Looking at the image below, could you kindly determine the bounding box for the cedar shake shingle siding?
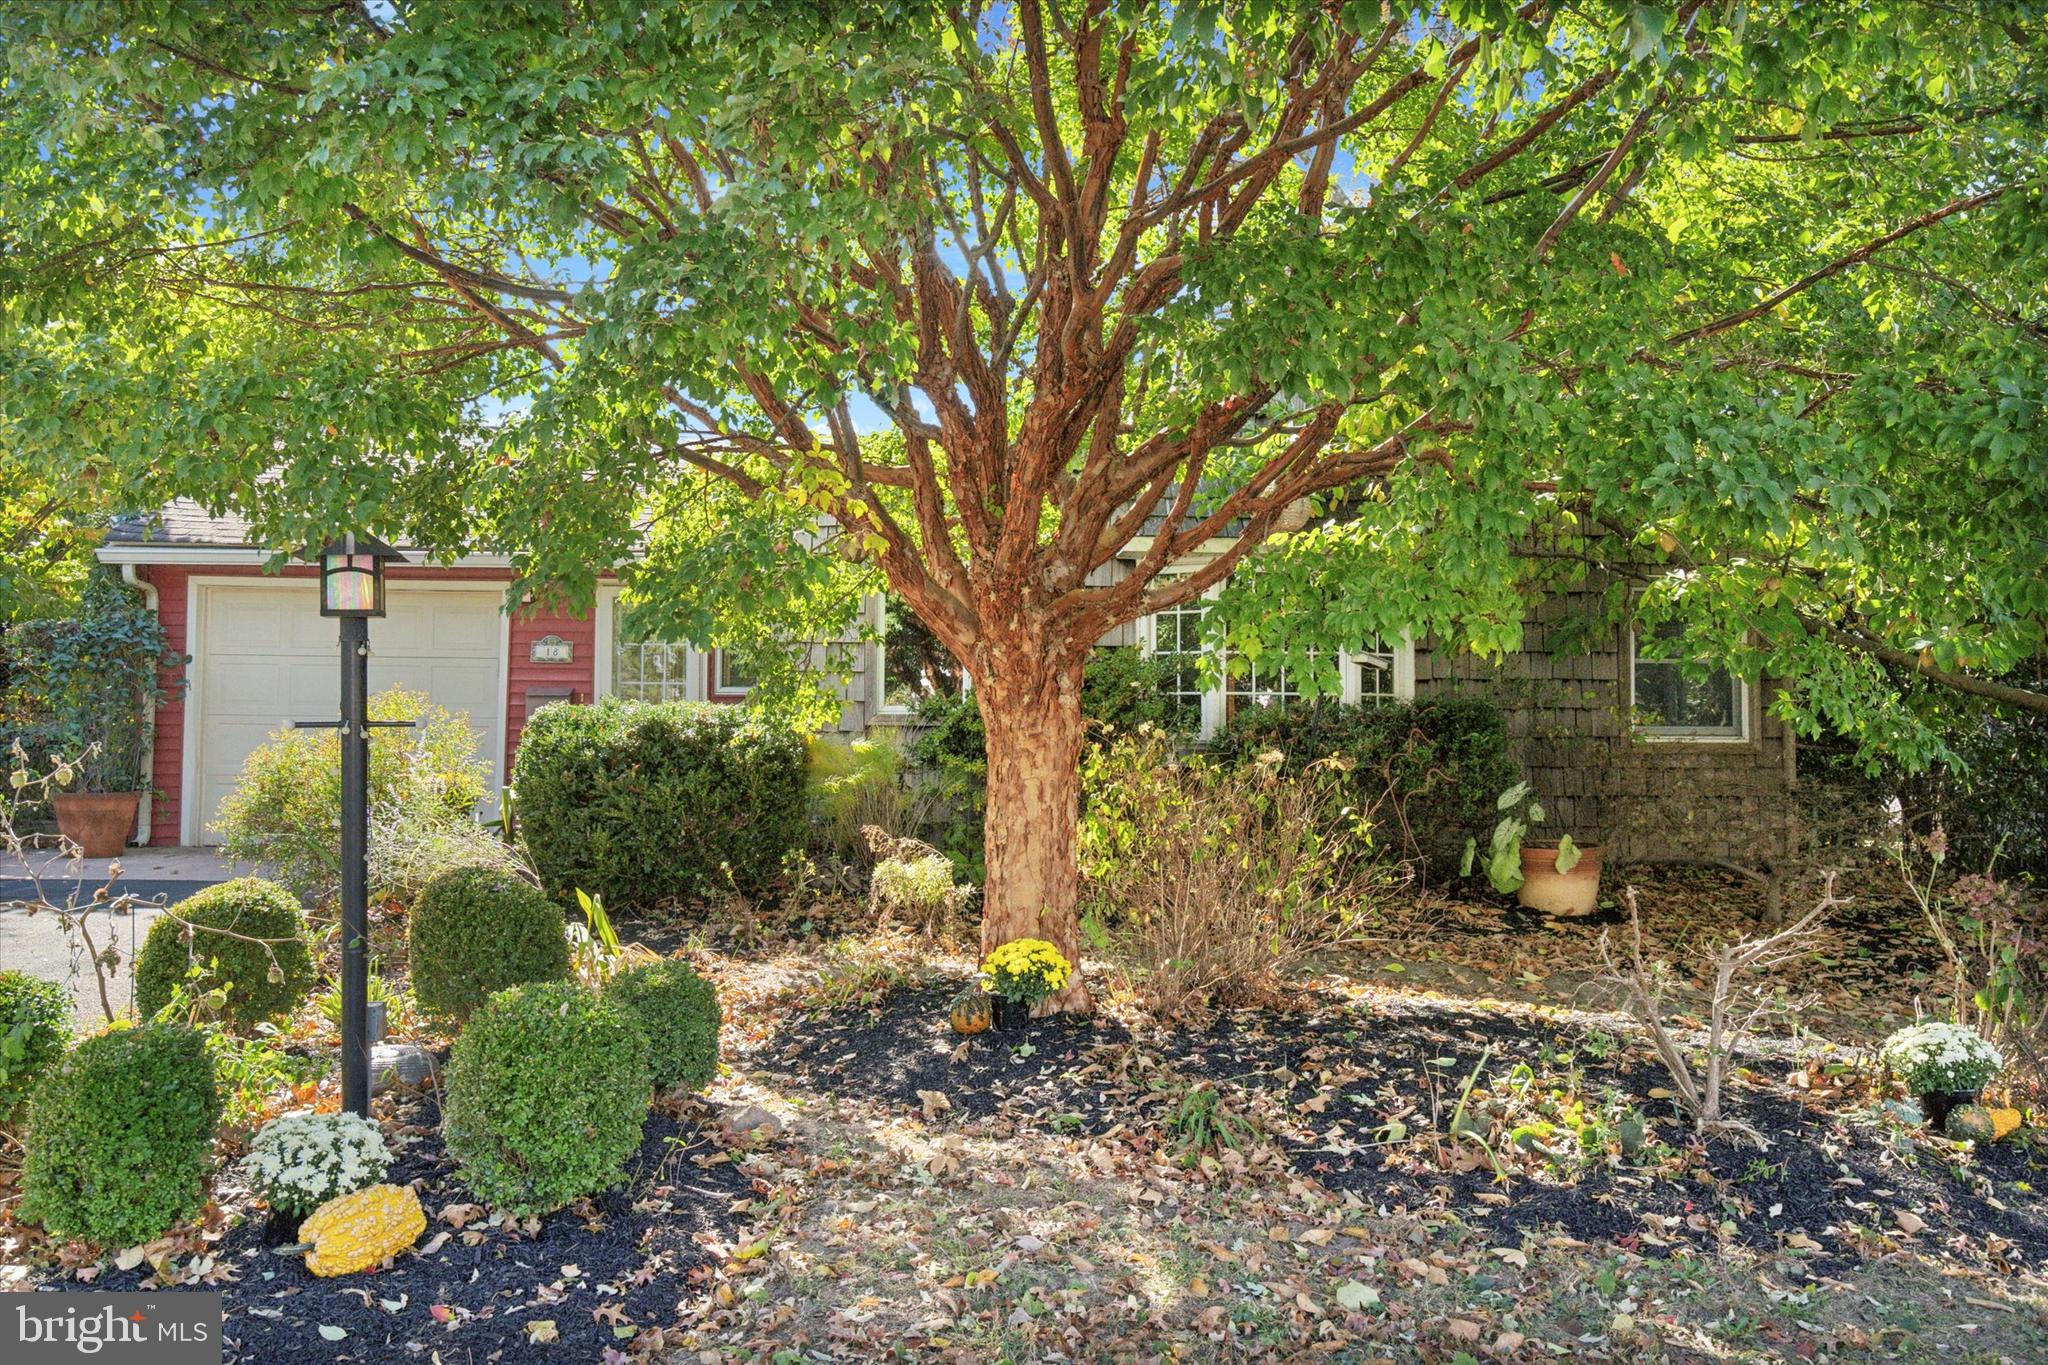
[1413,585,1796,867]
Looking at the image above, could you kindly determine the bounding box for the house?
[101,500,1797,868]
[98,500,879,847]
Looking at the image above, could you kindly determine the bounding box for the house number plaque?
[529,634,574,664]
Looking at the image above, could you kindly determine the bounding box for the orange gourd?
[949,985,992,1035]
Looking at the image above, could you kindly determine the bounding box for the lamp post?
[300,533,407,1117]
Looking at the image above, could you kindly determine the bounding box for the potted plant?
[3,576,182,857]
[978,938,1073,1029]
[1879,1021,2003,1130]
[1463,780,1603,916]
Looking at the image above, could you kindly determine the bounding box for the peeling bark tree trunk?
[975,650,1091,1013]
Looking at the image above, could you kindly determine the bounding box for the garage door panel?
[195,585,503,844]
[432,607,501,652]
[209,660,295,714]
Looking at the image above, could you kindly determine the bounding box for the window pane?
[1223,654,1297,723]
[613,623,691,704]
[1633,622,1739,732]
[1149,597,1208,729]
[713,651,756,694]
[1355,639,1396,705]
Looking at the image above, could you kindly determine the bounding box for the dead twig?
[1598,874,1845,1147]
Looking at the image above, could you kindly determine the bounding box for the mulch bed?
[754,976,2048,1276]
[27,1091,750,1365]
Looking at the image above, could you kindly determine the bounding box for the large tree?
[3,2,2043,1007]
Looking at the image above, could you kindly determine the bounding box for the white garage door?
[191,583,504,844]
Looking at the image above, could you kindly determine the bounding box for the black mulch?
[35,1092,751,1365]
[760,981,1134,1124]
[755,977,2048,1275]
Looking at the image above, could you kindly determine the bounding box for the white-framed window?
[613,633,694,703]
[597,584,701,703]
[875,592,968,714]
[1147,595,1210,731]
[1344,637,1414,706]
[1138,575,1414,737]
[1221,654,1299,723]
[708,650,755,702]
[1630,621,1748,740]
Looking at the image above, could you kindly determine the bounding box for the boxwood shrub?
[408,865,570,1021]
[1213,696,1519,875]
[20,1024,222,1245]
[514,698,808,910]
[134,878,317,1029]
[442,981,650,1213]
[606,959,721,1092]
[0,971,72,1120]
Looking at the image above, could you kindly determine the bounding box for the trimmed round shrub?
[606,960,721,1092]
[20,1024,222,1245]
[442,981,651,1213]
[0,971,72,1121]
[134,877,317,1029]
[513,698,808,910]
[408,865,571,1021]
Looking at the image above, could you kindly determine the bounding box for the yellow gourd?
[1990,1107,2023,1141]
[948,984,992,1035]
[299,1184,427,1276]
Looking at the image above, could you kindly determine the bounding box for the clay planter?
[1919,1089,1981,1131]
[992,996,1033,1031]
[52,792,141,858]
[1516,843,1604,917]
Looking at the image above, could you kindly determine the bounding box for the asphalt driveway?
[0,848,234,1024]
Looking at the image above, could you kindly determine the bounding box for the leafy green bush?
[0,971,71,1121]
[0,574,182,795]
[513,698,809,910]
[20,1024,222,1245]
[407,865,570,1021]
[212,687,494,907]
[133,878,316,1030]
[605,959,721,1092]
[442,981,650,1213]
[1213,696,1519,876]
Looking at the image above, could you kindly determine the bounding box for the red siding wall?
[505,601,598,776]
[134,562,584,846]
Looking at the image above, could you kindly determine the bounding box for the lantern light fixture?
[314,532,407,618]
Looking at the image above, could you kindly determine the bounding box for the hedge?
[442,981,650,1213]
[513,698,808,910]
[1213,696,1520,874]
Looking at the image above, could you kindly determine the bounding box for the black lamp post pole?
[337,613,371,1117]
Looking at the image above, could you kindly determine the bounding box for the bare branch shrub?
[1079,732,1407,1022]
[1598,876,1846,1147]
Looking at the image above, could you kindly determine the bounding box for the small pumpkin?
[1989,1107,2023,1141]
[299,1183,427,1276]
[1945,1103,1998,1143]
[948,984,992,1036]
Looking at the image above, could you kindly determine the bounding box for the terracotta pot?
[52,792,141,858]
[1516,843,1604,916]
